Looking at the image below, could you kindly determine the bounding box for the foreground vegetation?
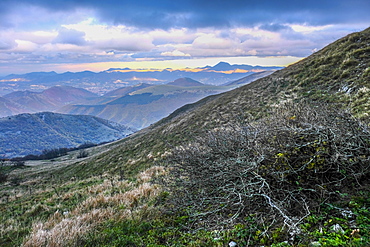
[162,102,370,246]
[1,101,369,246]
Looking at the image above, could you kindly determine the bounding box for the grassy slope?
[0,27,369,246]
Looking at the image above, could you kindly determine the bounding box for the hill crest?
[1,86,98,116]
[167,77,204,87]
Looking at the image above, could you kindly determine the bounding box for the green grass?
[79,193,370,247]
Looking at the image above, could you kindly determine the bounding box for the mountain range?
[0,62,282,95]
[224,70,274,86]
[57,77,232,129]
[1,86,97,114]
[1,27,369,246]
[1,73,273,129]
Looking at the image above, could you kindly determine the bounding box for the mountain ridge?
[57,78,233,129]
[167,77,204,87]
[0,62,282,95]
[1,86,98,117]
[224,70,274,86]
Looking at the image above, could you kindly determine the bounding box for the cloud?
[97,1,370,28]
[19,31,58,45]
[0,2,93,31]
[160,50,191,57]
[259,23,292,32]
[53,28,87,45]
[0,0,368,75]
[0,38,17,50]
[150,28,195,45]
[61,21,155,52]
[12,40,39,53]
[192,33,236,50]
[1,0,369,30]
[94,38,153,52]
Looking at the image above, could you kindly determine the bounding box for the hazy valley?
[0,64,276,158]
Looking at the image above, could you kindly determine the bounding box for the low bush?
[77,150,89,159]
[0,170,7,183]
[163,101,370,243]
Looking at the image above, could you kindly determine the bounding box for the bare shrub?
[164,102,370,232]
[77,149,89,159]
[0,171,7,183]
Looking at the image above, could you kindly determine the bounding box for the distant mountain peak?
[209,62,233,71]
[215,61,231,66]
[208,61,283,72]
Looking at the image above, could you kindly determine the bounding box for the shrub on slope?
[164,102,370,245]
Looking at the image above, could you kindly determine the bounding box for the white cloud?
[232,27,279,41]
[25,31,58,44]
[192,33,236,49]
[12,40,39,53]
[290,24,333,34]
[53,28,87,45]
[149,28,196,45]
[94,37,153,52]
[0,39,17,50]
[63,20,154,52]
[40,43,89,53]
[160,50,191,57]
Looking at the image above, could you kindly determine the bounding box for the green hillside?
[1,27,369,246]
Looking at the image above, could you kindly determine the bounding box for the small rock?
[331,223,344,234]
[229,241,237,247]
[310,241,321,246]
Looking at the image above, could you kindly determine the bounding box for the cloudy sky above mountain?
[0,0,368,75]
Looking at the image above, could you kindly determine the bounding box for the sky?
[0,0,369,75]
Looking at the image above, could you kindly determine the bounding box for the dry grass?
[22,166,166,247]
[137,165,166,183]
[23,209,113,247]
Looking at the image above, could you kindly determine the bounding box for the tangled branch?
[163,102,370,233]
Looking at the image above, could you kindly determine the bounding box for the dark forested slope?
[0,112,134,158]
